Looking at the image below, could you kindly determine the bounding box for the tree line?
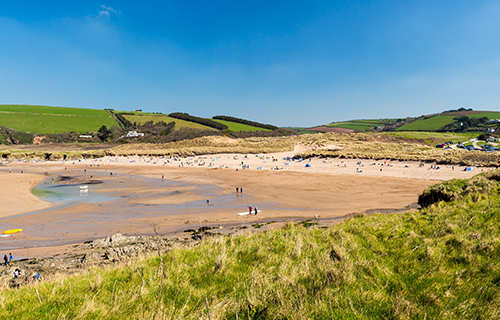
[212,115,278,130]
[169,113,228,130]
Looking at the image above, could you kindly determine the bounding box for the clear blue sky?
[1,1,499,126]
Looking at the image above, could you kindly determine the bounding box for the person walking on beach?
[249,206,252,214]
[9,253,13,264]
[236,187,239,193]
[3,255,8,266]
[254,207,258,215]
[240,187,243,193]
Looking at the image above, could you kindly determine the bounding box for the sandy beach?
[0,172,53,218]
[0,150,494,258]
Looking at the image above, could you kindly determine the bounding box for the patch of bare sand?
[0,172,54,219]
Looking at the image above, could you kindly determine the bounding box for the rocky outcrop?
[89,233,184,262]
[0,233,186,289]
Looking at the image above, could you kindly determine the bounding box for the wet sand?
[0,153,494,258]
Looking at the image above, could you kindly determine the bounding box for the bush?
[115,113,133,128]
[418,172,500,207]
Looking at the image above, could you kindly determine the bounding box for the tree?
[98,125,111,142]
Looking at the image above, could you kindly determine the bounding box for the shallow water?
[0,170,279,251]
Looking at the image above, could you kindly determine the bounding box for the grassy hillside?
[2,172,500,319]
[122,114,216,131]
[325,111,500,133]
[395,115,456,131]
[211,119,271,132]
[0,105,117,134]
[327,120,386,131]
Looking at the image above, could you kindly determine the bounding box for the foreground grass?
[2,179,500,319]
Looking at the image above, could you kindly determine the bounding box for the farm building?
[125,131,144,138]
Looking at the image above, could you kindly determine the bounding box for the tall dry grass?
[1,132,499,167]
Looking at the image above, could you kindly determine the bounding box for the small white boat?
[79,185,89,192]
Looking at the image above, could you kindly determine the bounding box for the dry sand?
[0,150,495,258]
[0,172,53,218]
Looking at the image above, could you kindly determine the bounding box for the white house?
[125,131,144,138]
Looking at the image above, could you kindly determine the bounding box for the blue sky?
[1,1,500,126]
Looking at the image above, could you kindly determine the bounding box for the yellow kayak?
[3,229,23,234]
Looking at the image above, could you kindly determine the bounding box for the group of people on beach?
[248,206,258,215]
[3,253,13,266]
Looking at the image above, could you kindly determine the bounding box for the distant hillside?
[397,111,500,132]
[211,119,271,132]
[0,105,117,134]
[120,112,216,131]
[122,112,276,132]
[307,109,500,133]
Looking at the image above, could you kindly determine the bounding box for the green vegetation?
[418,170,500,207]
[445,112,500,119]
[0,105,108,116]
[211,119,271,132]
[3,172,500,318]
[397,115,457,131]
[169,113,228,130]
[0,105,117,134]
[122,114,215,131]
[327,120,388,131]
[212,115,278,130]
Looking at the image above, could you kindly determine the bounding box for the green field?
[327,122,380,131]
[123,114,215,131]
[474,112,500,119]
[443,111,500,119]
[211,119,270,131]
[396,115,457,131]
[0,105,109,116]
[0,105,117,134]
[327,119,391,131]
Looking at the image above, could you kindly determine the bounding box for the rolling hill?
[307,110,500,133]
[0,105,118,134]
[120,112,216,131]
